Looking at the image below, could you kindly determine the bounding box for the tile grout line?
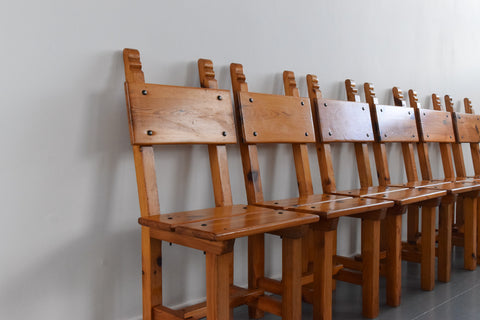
[410,282,480,320]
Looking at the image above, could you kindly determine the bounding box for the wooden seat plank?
[173,209,318,241]
[392,180,480,194]
[332,186,446,206]
[137,204,288,231]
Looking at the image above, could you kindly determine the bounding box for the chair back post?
[444,94,467,177]
[306,74,337,193]
[283,71,314,196]
[431,94,456,179]
[230,63,265,204]
[198,59,234,207]
[364,82,391,186]
[392,87,419,182]
[345,80,374,187]
[123,48,160,217]
[464,98,480,176]
[409,89,433,180]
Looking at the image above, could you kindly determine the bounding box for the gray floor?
[232,247,480,319]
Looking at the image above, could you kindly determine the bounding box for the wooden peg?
[408,90,421,109]
[432,93,443,111]
[392,87,407,107]
[345,79,361,102]
[444,95,455,112]
[198,59,218,89]
[364,83,379,106]
[283,71,300,97]
[123,48,145,84]
[464,98,474,114]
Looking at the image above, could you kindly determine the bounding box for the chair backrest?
[123,49,236,215]
[451,98,480,143]
[230,63,316,203]
[404,90,456,179]
[306,75,376,190]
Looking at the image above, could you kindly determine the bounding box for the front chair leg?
[282,235,303,320]
[206,250,233,320]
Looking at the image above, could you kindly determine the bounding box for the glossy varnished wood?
[125,83,236,145]
[332,186,446,206]
[373,105,418,142]
[452,112,480,143]
[146,209,317,241]
[237,91,315,144]
[313,99,374,142]
[415,108,455,143]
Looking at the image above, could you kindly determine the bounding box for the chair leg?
[463,196,477,270]
[206,251,233,320]
[407,205,419,243]
[385,212,402,307]
[477,203,480,265]
[421,205,436,291]
[142,227,162,320]
[248,234,265,319]
[313,223,336,320]
[361,219,380,319]
[438,198,454,283]
[282,236,303,320]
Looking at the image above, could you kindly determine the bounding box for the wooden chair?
[123,49,320,320]
[400,90,480,271]
[351,85,480,290]
[305,75,447,307]
[230,64,394,320]
[443,95,480,266]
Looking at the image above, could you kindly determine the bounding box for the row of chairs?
[122,48,480,320]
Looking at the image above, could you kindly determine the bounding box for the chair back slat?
[452,113,480,143]
[125,83,236,145]
[237,91,315,144]
[416,109,455,143]
[374,105,418,142]
[313,99,374,143]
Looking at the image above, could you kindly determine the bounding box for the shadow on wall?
[0,51,142,320]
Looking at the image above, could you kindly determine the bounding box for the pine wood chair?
[442,95,480,266]
[305,76,447,307]
[400,90,480,271]
[230,64,394,320]
[123,49,319,320]
[351,85,480,290]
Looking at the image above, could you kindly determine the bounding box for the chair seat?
[254,195,394,219]
[332,186,447,206]
[392,179,480,194]
[138,204,319,241]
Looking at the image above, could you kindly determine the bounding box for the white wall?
[1,0,480,319]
